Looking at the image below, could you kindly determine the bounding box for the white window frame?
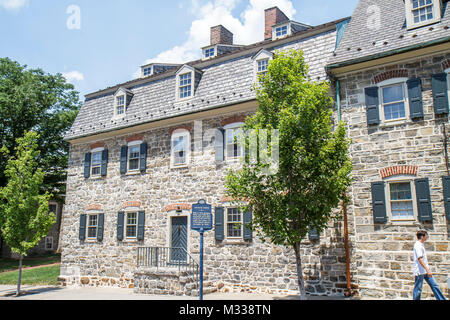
[252,50,273,84]
[203,46,217,60]
[377,78,409,124]
[384,176,419,223]
[90,147,104,177]
[127,140,142,172]
[142,66,152,77]
[86,213,99,240]
[225,207,244,240]
[45,237,53,251]
[272,23,291,40]
[170,129,191,168]
[176,72,194,102]
[124,211,138,240]
[115,95,126,118]
[224,122,245,161]
[445,68,450,109]
[405,0,442,30]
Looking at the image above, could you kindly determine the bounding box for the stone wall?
[60,110,351,296]
[337,52,450,299]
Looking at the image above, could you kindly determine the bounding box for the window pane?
[126,213,137,238]
[390,183,412,200]
[391,201,414,219]
[382,84,404,104]
[92,152,102,166]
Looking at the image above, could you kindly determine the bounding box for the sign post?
[191,199,213,301]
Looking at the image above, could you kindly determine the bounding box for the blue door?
[171,216,188,263]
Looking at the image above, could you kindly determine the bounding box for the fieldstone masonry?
[337,52,450,299]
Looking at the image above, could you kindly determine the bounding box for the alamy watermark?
[66,5,81,30]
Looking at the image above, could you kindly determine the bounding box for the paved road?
[0,285,358,300]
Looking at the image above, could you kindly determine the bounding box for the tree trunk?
[293,242,307,300]
[16,255,23,297]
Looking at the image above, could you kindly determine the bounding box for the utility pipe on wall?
[336,79,353,297]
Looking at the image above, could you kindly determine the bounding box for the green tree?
[225,50,352,300]
[0,131,56,296]
[0,57,81,199]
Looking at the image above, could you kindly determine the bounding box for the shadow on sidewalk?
[1,286,62,298]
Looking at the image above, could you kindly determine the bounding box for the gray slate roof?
[65,18,348,142]
[329,0,450,67]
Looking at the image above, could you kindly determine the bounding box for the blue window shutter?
[432,73,449,115]
[243,210,253,241]
[215,207,224,241]
[215,129,225,162]
[365,87,380,125]
[84,153,91,179]
[308,226,320,241]
[140,142,147,173]
[101,149,108,177]
[415,178,433,222]
[97,214,105,242]
[407,78,424,119]
[117,211,125,241]
[442,176,450,220]
[137,211,145,241]
[120,146,128,174]
[79,214,87,241]
[371,182,387,223]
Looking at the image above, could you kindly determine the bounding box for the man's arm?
[418,257,432,277]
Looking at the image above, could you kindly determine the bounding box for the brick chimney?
[264,7,290,40]
[210,25,234,46]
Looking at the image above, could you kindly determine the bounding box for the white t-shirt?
[412,241,429,276]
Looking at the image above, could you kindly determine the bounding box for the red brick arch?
[123,201,142,209]
[90,142,105,150]
[169,126,192,136]
[380,166,418,179]
[373,69,409,84]
[221,115,246,127]
[165,203,192,212]
[86,204,103,211]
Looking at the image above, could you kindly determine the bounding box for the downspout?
[336,79,353,297]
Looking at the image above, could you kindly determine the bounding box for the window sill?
[125,170,142,176]
[220,239,250,245]
[175,97,194,104]
[170,164,189,170]
[387,220,421,226]
[89,175,104,180]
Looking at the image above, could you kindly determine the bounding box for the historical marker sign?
[191,199,213,231]
[191,199,213,301]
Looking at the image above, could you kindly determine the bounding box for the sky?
[0,0,359,101]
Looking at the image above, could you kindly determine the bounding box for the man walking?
[412,230,446,300]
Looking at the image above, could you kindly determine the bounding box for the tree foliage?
[224,49,352,299]
[0,57,81,199]
[0,131,56,256]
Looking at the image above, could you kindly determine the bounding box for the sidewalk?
[0,285,360,300]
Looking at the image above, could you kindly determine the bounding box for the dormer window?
[257,59,269,76]
[252,49,273,83]
[113,87,133,119]
[116,95,125,116]
[179,73,192,99]
[175,65,202,102]
[275,25,288,38]
[205,47,215,59]
[142,66,152,77]
[406,0,442,30]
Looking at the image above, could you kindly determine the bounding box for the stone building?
[59,1,450,300]
[327,0,450,299]
[59,6,353,296]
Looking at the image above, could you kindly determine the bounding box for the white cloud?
[62,71,84,83]
[0,0,29,11]
[134,0,296,78]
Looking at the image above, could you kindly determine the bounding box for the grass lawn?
[0,254,61,273]
[0,265,60,286]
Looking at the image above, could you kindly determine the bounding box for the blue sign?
[191,200,213,231]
